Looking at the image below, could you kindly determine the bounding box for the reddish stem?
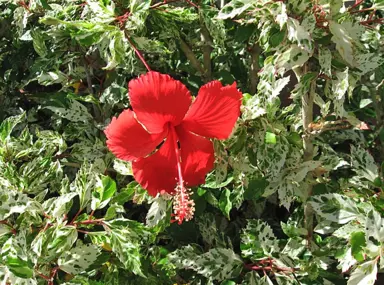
[350,7,375,14]
[115,12,131,28]
[77,219,104,225]
[360,18,384,24]
[185,0,198,8]
[127,37,152,72]
[150,0,179,9]
[50,266,59,279]
[150,0,197,9]
[244,259,296,273]
[349,0,364,11]
[369,10,375,20]
[40,222,52,233]
[18,1,31,12]
[0,220,16,235]
[36,272,50,281]
[89,210,95,219]
[43,212,52,219]
[69,209,83,225]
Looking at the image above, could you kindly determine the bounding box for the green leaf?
[241,272,261,285]
[244,176,268,200]
[265,132,277,144]
[213,140,229,185]
[366,210,384,243]
[264,160,321,209]
[58,243,102,274]
[218,0,253,19]
[347,259,377,285]
[329,21,355,67]
[286,18,313,53]
[43,193,77,219]
[351,145,378,183]
[100,82,127,105]
[127,0,151,31]
[48,226,78,259]
[337,247,357,273]
[113,159,133,176]
[31,29,47,58]
[310,194,363,224]
[105,203,125,220]
[44,100,92,122]
[146,196,170,228]
[1,231,34,279]
[272,76,291,98]
[359,99,372,109]
[203,174,234,189]
[219,188,232,219]
[37,71,67,86]
[197,213,220,247]
[200,5,226,46]
[319,47,332,77]
[31,225,78,263]
[71,162,95,211]
[350,232,366,262]
[5,257,33,278]
[331,68,349,117]
[241,220,278,259]
[0,112,25,143]
[169,246,243,281]
[275,45,310,72]
[364,209,384,260]
[221,280,236,285]
[329,0,343,16]
[105,219,154,276]
[0,190,30,220]
[91,175,117,211]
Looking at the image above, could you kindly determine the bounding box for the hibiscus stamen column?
[170,126,195,224]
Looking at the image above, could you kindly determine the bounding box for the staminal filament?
[170,127,195,224]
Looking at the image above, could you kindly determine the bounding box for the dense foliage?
[0,0,384,284]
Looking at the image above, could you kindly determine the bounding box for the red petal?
[129,71,192,134]
[176,125,215,187]
[132,132,178,196]
[105,110,166,161]
[182,81,242,139]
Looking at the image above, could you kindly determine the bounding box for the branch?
[367,79,384,163]
[82,57,94,95]
[350,7,375,14]
[126,36,152,72]
[36,272,50,281]
[348,0,364,11]
[76,219,105,225]
[249,44,261,94]
[293,65,315,248]
[69,209,83,225]
[82,57,102,122]
[0,220,16,235]
[244,259,298,273]
[360,18,384,25]
[179,38,207,80]
[199,16,213,81]
[150,0,179,9]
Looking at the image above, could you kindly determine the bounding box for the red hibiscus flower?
[105,71,242,223]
